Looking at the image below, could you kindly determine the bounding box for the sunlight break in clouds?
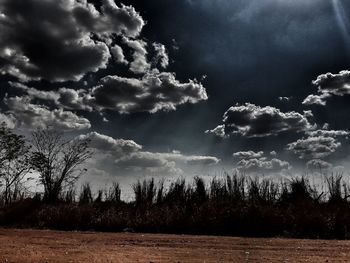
[332,0,350,52]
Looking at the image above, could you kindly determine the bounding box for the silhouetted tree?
[31,128,91,203]
[0,123,31,204]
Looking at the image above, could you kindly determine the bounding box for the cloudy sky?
[1,0,350,189]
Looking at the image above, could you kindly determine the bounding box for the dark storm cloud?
[4,96,91,130]
[207,103,314,138]
[303,70,350,106]
[0,0,144,82]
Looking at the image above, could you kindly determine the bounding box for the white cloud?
[207,103,314,138]
[4,96,91,131]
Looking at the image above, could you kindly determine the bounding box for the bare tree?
[31,128,91,203]
[0,123,31,204]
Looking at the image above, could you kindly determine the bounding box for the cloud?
[278,96,291,102]
[306,129,349,137]
[90,71,208,114]
[110,45,128,65]
[152,43,169,69]
[80,132,219,175]
[0,0,144,82]
[287,127,349,160]
[207,103,314,138]
[236,157,291,173]
[146,151,220,166]
[233,150,264,159]
[10,82,93,111]
[302,93,330,106]
[78,131,142,158]
[287,136,341,160]
[123,38,151,74]
[115,151,219,174]
[10,67,209,115]
[0,112,16,129]
[2,1,208,117]
[313,70,350,96]
[303,70,350,105]
[233,149,290,173]
[4,96,91,131]
[306,159,333,170]
[114,151,180,174]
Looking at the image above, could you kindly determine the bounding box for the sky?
[1,0,350,191]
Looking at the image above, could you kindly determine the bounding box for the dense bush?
[2,175,350,239]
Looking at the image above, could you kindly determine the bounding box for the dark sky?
[1,0,350,187]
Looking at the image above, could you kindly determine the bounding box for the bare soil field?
[0,228,349,262]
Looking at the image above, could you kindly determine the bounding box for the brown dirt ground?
[0,228,349,262]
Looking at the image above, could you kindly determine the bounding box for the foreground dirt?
[0,229,349,262]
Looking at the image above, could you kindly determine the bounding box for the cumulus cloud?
[90,71,208,114]
[236,157,291,173]
[287,136,341,160]
[0,0,145,82]
[123,38,150,74]
[4,96,91,130]
[207,103,314,138]
[313,70,350,96]
[306,159,333,170]
[233,150,264,159]
[303,70,350,106]
[110,45,128,65]
[10,68,208,115]
[153,43,169,68]
[10,82,93,111]
[1,1,208,117]
[302,93,330,106]
[287,127,349,160]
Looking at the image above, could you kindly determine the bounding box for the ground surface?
[0,228,349,262]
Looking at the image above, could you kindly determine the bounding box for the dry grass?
[0,228,350,262]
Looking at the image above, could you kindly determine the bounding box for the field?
[0,229,349,262]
